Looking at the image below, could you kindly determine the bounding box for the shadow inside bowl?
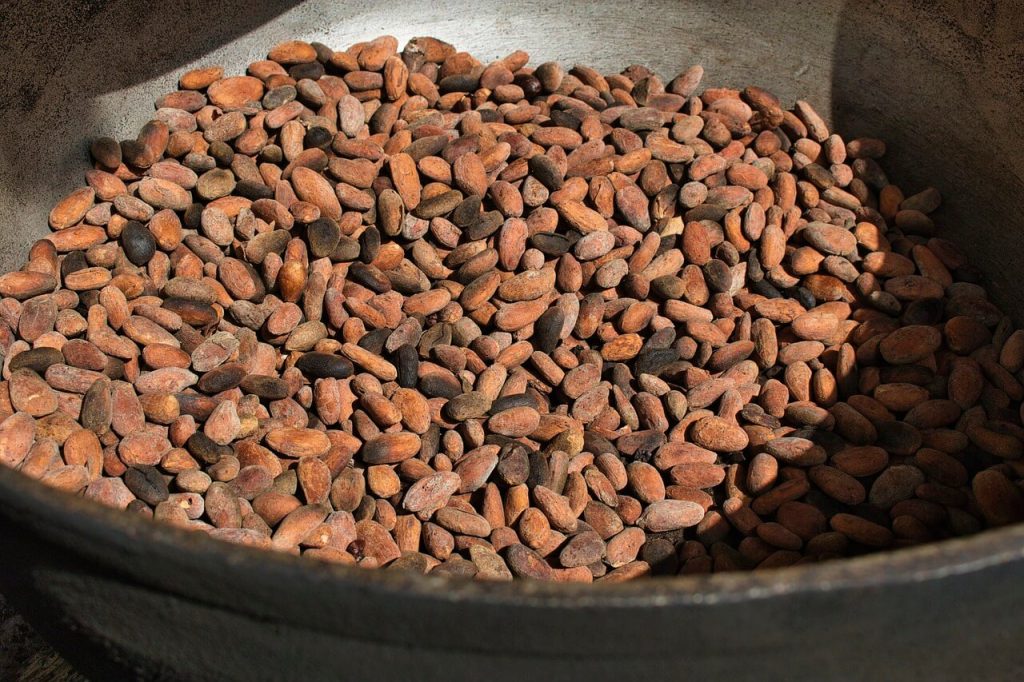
[2,1,1024,679]
[0,0,300,273]
[830,0,1024,319]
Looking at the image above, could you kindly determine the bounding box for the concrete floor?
[0,596,83,681]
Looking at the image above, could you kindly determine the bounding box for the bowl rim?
[4,463,1024,609]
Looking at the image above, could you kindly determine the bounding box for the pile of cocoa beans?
[2,34,1022,582]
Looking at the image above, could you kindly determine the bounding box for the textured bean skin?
[1,33,1017,583]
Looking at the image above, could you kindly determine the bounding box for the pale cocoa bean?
[636,499,705,532]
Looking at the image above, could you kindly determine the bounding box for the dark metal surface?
[5,464,1024,681]
[1,0,1023,679]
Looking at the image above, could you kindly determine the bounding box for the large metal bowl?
[1,1,1023,679]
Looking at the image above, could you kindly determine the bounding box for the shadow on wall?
[830,0,1024,317]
